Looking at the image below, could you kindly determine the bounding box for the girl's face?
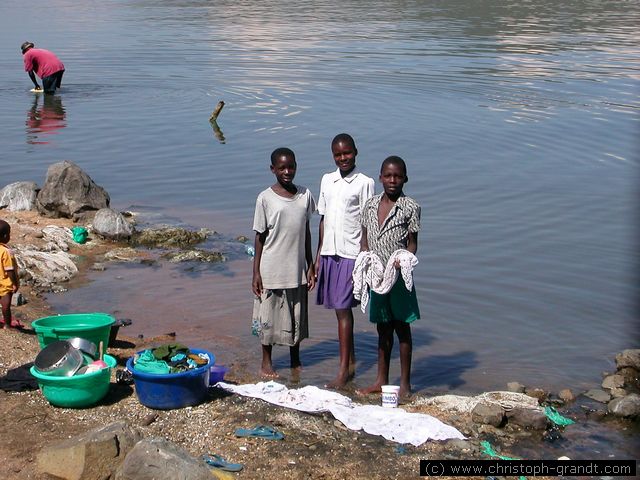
[332,140,357,175]
[270,155,297,187]
[379,163,407,197]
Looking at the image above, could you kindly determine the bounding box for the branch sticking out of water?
[209,101,225,121]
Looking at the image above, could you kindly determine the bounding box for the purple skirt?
[316,255,358,309]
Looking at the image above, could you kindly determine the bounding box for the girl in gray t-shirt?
[251,147,316,378]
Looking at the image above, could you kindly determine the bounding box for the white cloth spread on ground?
[352,249,418,312]
[217,381,464,445]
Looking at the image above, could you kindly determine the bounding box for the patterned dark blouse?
[361,193,421,264]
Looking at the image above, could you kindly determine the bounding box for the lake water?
[1,0,638,406]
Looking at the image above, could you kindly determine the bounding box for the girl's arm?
[9,270,19,292]
[252,231,267,296]
[314,215,324,278]
[305,220,316,291]
[407,231,418,255]
[360,226,369,252]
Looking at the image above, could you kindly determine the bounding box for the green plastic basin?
[31,313,115,349]
[30,354,116,408]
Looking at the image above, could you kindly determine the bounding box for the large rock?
[0,181,39,211]
[615,349,640,371]
[37,421,142,480]
[608,394,640,418]
[92,208,134,240]
[36,161,110,219]
[114,438,211,480]
[13,246,78,287]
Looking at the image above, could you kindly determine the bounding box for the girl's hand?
[306,267,316,291]
[252,273,263,297]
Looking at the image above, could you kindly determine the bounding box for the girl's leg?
[326,308,355,388]
[395,322,413,398]
[290,343,302,371]
[357,322,394,395]
[260,344,279,378]
[0,294,10,328]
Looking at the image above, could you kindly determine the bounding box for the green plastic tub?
[30,354,116,408]
[31,313,115,349]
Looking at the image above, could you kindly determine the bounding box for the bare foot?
[356,383,383,396]
[325,371,353,390]
[259,367,280,379]
[399,389,412,403]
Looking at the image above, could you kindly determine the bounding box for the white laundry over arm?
[352,249,418,312]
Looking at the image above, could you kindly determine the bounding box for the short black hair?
[381,155,407,175]
[271,147,296,165]
[331,133,356,151]
[0,220,10,237]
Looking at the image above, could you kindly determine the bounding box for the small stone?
[524,388,548,403]
[91,263,106,271]
[582,404,608,420]
[558,389,575,403]
[617,367,639,389]
[471,402,505,427]
[610,387,627,398]
[141,413,159,426]
[602,374,625,390]
[506,382,525,393]
[446,439,472,451]
[505,408,548,430]
[583,389,612,404]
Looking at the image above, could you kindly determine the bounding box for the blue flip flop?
[202,453,244,472]
[234,424,284,440]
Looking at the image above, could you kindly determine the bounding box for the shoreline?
[0,209,637,479]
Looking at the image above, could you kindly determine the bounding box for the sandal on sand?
[9,318,24,329]
[202,454,244,472]
[234,424,284,440]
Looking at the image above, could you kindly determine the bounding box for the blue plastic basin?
[126,348,214,410]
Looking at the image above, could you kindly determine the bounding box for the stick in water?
[209,101,225,121]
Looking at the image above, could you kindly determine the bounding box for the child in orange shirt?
[0,220,21,328]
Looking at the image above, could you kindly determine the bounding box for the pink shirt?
[23,48,64,78]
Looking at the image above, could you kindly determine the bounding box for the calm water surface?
[1,0,638,434]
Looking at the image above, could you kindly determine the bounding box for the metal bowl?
[66,337,98,359]
[34,340,84,377]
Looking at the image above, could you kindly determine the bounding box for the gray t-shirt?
[253,185,316,289]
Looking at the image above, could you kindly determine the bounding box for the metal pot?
[34,340,84,377]
[66,337,98,359]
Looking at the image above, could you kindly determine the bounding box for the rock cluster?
[1,162,229,292]
[36,421,216,480]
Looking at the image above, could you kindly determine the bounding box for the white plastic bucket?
[381,385,400,408]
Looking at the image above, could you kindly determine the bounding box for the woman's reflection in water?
[26,94,66,145]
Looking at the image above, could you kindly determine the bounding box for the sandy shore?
[0,211,557,479]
